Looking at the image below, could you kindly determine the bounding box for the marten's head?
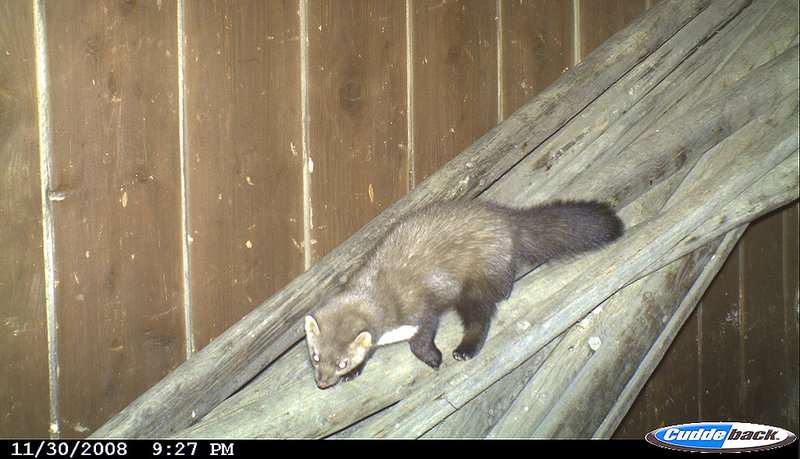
[304,296,373,389]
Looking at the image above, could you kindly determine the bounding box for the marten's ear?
[353,331,372,350]
[304,316,320,337]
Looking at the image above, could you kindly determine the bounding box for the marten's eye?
[311,353,320,363]
[337,360,348,369]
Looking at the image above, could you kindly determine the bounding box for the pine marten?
[304,199,624,389]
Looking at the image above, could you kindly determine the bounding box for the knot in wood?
[339,81,364,111]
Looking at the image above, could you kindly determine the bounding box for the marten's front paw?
[423,348,442,369]
[452,344,482,361]
[411,344,442,369]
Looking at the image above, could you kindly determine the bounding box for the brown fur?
[305,199,624,389]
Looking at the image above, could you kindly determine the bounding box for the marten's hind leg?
[453,277,510,360]
[453,298,497,361]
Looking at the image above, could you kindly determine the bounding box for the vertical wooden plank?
[650,311,700,427]
[184,0,305,349]
[46,0,184,437]
[500,0,573,119]
[618,239,745,438]
[411,0,497,182]
[571,3,647,436]
[579,0,646,58]
[0,0,50,438]
[612,386,649,437]
[618,205,800,437]
[697,240,745,422]
[307,0,408,260]
[613,310,700,438]
[782,203,799,434]
[740,210,794,428]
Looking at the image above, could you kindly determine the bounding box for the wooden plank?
[421,339,561,438]
[616,0,799,436]
[612,183,706,438]
[45,0,184,437]
[332,86,798,438]
[741,210,792,426]
[612,378,650,437]
[471,142,679,439]
[93,0,728,437]
[411,0,497,182]
[178,58,799,438]
[500,0,573,118]
[613,308,699,438]
[782,203,799,435]
[0,0,50,438]
[307,0,408,261]
[183,0,305,350]
[488,236,720,438]
[597,229,746,437]
[678,0,799,103]
[699,234,745,422]
[613,1,794,434]
[487,0,756,207]
[579,0,646,58]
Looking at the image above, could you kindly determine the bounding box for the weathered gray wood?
[487,0,760,206]
[335,120,797,439]
[326,38,796,438]
[422,138,688,438]
[171,5,800,438]
[420,339,561,438]
[176,54,799,439]
[180,148,795,438]
[683,0,799,99]
[422,125,690,438]
[92,0,715,438]
[487,230,743,438]
[592,228,748,438]
[493,33,798,214]
[422,144,798,438]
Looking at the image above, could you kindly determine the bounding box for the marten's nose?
[316,380,331,389]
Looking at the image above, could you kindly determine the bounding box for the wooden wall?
[1,0,795,439]
[616,204,800,438]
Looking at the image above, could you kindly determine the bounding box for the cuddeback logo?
[645,422,797,452]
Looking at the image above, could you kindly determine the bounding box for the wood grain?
[45,0,184,437]
[618,305,700,437]
[411,0,498,182]
[782,203,799,434]
[702,239,747,422]
[180,126,797,438]
[741,211,794,427]
[580,0,646,58]
[183,0,305,350]
[331,50,798,438]
[612,0,799,437]
[0,0,49,438]
[617,205,799,437]
[490,240,718,438]
[175,16,799,438]
[487,0,754,207]
[93,0,729,438]
[598,229,746,438]
[307,0,408,261]
[2,0,795,439]
[500,0,573,118]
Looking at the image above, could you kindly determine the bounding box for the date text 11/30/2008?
[7,440,235,457]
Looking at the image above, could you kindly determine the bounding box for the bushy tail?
[508,200,624,268]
